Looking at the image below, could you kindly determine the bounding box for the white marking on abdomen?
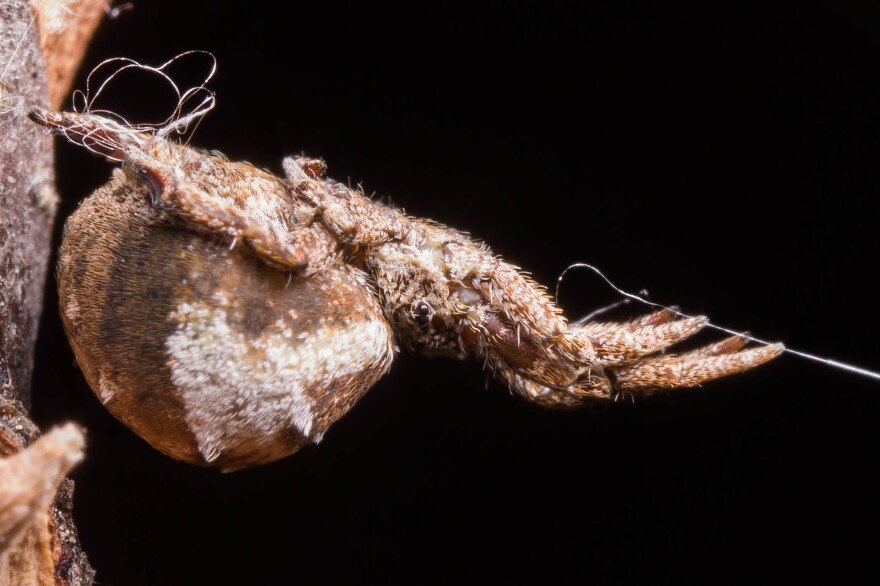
[165,301,391,461]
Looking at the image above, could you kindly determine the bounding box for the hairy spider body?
[58,175,394,468]
[32,107,783,471]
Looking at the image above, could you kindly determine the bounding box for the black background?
[31,2,879,584]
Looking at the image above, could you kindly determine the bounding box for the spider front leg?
[573,308,783,394]
[505,309,784,407]
[607,335,783,395]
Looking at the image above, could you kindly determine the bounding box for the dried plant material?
[31,0,108,109]
[0,424,85,586]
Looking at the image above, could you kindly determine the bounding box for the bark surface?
[0,1,103,583]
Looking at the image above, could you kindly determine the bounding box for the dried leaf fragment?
[0,424,85,586]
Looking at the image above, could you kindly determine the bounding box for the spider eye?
[413,301,432,325]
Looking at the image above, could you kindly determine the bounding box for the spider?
[30,106,783,471]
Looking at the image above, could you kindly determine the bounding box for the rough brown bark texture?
[0,0,57,410]
[1,1,102,584]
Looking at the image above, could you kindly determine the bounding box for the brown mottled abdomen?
[58,173,394,470]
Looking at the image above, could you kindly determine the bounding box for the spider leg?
[621,307,679,328]
[31,108,342,275]
[125,147,338,275]
[495,333,782,408]
[574,312,709,367]
[609,336,784,394]
[282,156,410,245]
[495,363,613,408]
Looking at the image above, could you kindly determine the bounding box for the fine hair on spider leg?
[557,262,880,382]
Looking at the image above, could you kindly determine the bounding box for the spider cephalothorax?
[31,107,783,471]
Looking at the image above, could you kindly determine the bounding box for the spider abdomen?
[58,173,394,470]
